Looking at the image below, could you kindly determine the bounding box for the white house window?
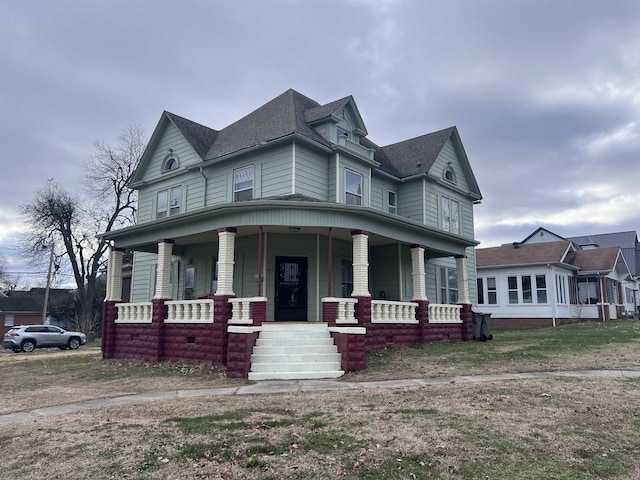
[234,166,254,201]
[536,275,547,303]
[157,186,182,218]
[556,275,567,304]
[508,276,519,304]
[477,277,497,305]
[440,266,458,303]
[337,126,349,139]
[508,275,547,304]
[441,197,460,234]
[345,170,362,206]
[444,165,456,184]
[4,314,14,327]
[388,191,397,214]
[578,277,599,304]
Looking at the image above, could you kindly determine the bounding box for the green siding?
[371,175,397,213]
[432,139,471,193]
[295,143,330,200]
[259,144,293,197]
[399,180,423,223]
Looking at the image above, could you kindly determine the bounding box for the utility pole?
[42,244,54,324]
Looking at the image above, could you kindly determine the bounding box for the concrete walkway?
[2,369,639,425]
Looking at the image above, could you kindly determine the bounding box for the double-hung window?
[345,170,362,206]
[508,274,548,304]
[234,166,254,201]
[157,186,182,218]
[440,266,458,303]
[441,197,460,234]
[477,277,497,305]
[387,191,397,214]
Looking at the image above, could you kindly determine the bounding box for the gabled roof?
[165,112,217,158]
[521,227,567,244]
[381,127,456,178]
[476,240,573,267]
[564,247,626,273]
[205,89,331,159]
[131,89,481,198]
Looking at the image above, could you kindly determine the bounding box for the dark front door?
[275,256,308,321]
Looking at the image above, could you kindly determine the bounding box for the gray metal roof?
[568,231,638,249]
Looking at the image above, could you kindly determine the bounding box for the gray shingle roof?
[158,89,467,184]
[0,296,42,313]
[165,112,218,159]
[205,89,331,159]
[381,127,457,177]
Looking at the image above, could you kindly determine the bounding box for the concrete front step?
[252,345,339,355]
[248,370,345,381]
[249,322,344,381]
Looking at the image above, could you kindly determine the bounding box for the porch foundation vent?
[248,322,344,381]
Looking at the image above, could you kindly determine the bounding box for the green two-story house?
[101,89,483,380]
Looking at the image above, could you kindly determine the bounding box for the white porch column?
[215,228,236,296]
[455,255,470,304]
[351,230,370,297]
[154,239,174,299]
[410,245,428,301]
[109,248,124,302]
[105,246,113,301]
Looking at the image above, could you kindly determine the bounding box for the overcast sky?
[1,0,639,287]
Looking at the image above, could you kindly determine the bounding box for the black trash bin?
[481,313,493,341]
[472,310,483,341]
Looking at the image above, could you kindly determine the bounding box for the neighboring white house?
[476,237,635,328]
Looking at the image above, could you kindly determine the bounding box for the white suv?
[3,325,87,353]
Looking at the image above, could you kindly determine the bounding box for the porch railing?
[428,304,462,323]
[229,296,267,324]
[371,300,418,324]
[165,299,214,323]
[115,302,153,323]
[322,297,358,324]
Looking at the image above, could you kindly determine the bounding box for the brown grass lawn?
[1,319,639,479]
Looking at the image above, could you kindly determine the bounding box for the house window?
[569,276,578,304]
[157,186,182,218]
[444,165,456,184]
[522,276,533,303]
[477,277,497,305]
[441,197,460,234]
[337,126,349,140]
[4,314,14,327]
[345,170,362,206]
[606,278,618,303]
[234,166,254,201]
[556,275,567,304]
[163,156,178,172]
[536,275,547,304]
[341,259,353,297]
[578,277,599,304]
[184,265,195,300]
[440,266,458,303]
[508,276,519,304]
[388,191,397,214]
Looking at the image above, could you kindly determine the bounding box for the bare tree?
[19,126,145,329]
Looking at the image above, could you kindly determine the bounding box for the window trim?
[477,276,497,305]
[444,164,456,184]
[345,169,362,206]
[156,186,182,219]
[233,165,254,201]
[387,190,397,214]
[439,266,458,304]
[441,196,460,234]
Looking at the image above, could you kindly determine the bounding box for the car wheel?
[68,338,81,350]
[21,340,35,353]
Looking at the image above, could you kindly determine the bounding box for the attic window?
[163,155,179,173]
[444,165,456,184]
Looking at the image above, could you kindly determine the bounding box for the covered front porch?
[101,201,476,378]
